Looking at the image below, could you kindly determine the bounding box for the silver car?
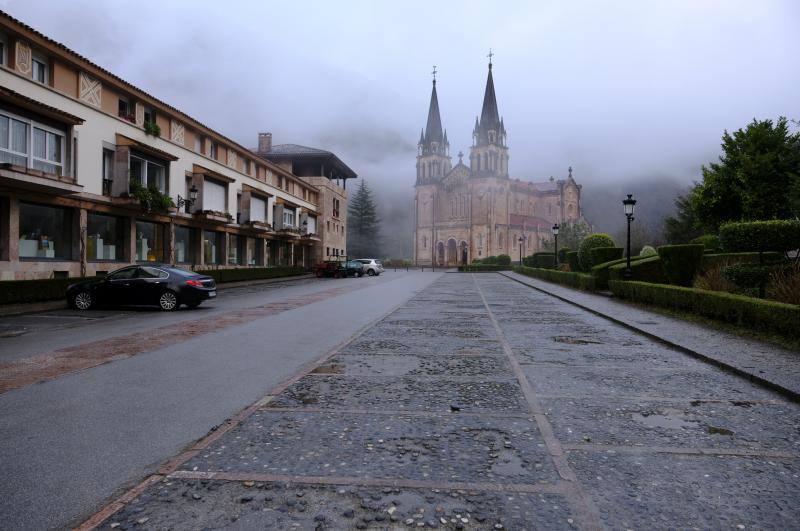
[356,259,384,276]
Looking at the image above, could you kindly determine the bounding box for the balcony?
[193,209,233,225]
[241,219,273,232]
[0,163,82,195]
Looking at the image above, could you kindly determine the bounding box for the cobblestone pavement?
[84,273,800,530]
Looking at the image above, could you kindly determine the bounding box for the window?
[102,148,114,195]
[250,195,267,223]
[194,135,202,153]
[247,237,263,266]
[32,56,47,84]
[244,159,251,174]
[203,230,224,264]
[139,266,168,279]
[143,106,155,124]
[0,37,6,66]
[0,114,28,166]
[306,215,316,235]
[107,266,137,281]
[203,179,226,212]
[283,208,295,228]
[228,234,241,265]
[32,126,63,175]
[333,198,340,218]
[87,213,124,261]
[210,142,217,159]
[118,98,133,121]
[19,202,73,260]
[130,154,166,192]
[175,225,197,263]
[135,221,164,262]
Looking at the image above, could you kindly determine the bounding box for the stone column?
[77,208,87,276]
[127,216,137,263]
[167,221,176,264]
[6,197,20,262]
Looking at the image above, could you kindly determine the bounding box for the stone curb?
[500,272,800,403]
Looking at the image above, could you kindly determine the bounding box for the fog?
[6,0,799,257]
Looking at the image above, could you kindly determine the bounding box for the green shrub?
[691,234,722,253]
[722,263,776,289]
[609,280,800,339]
[529,252,555,269]
[639,245,657,256]
[566,251,580,271]
[0,276,92,305]
[197,266,305,283]
[458,264,512,272]
[482,255,499,265]
[514,266,596,291]
[657,244,705,286]
[557,247,571,264]
[719,220,800,256]
[496,254,512,266]
[591,253,650,291]
[609,255,669,284]
[578,233,616,271]
[701,252,783,272]
[590,247,623,268]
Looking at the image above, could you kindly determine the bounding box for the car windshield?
[106,267,138,280]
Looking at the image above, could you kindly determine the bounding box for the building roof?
[258,144,357,180]
[0,85,84,125]
[509,214,554,229]
[0,10,267,168]
[531,180,560,192]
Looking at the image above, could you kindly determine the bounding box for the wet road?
[88,273,800,530]
[0,271,443,530]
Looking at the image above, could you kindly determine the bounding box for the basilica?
[413,61,583,266]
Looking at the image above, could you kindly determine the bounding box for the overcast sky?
[4,0,799,229]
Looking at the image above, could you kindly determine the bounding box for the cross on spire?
[568,166,573,178]
[431,65,437,83]
[487,49,494,68]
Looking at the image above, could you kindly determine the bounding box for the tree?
[347,180,381,257]
[540,219,592,252]
[693,117,800,230]
[663,187,703,243]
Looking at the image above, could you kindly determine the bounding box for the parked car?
[67,265,216,311]
[356,258,384,276]
[338,260,365,278]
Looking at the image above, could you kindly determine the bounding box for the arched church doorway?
[460,241,468,265]
[446,239,458,266]
[436,241,445,266]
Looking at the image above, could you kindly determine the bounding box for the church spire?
[420,73,448,156]
[479,61,500,131]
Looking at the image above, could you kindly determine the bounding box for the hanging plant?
[130,181,174,213]
[143,120,161,137]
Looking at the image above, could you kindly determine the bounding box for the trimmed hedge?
[609,255,669,284]
[691,234,722,253]
[529,252,556,269]
[590,247,624,268]
[720,220,800,255]
[657,244,705,286]
[496,254,512,266]
[0,276,91,305]
[578,233,616,271]
[591,254,651,291]
[609,280,800,339]
[194,266,306,283]
[514,266,596,291]
[557,247,572,264]
[701,252,783,271]
[566,251,581,272]
[458,264,512,272]
[722,263,776,289]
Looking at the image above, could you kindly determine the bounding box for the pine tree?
[347,180,381,257]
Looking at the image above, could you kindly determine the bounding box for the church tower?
[469,58,509,178]
[416,76,451,184]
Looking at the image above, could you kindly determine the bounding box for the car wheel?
[367,269,375,276]
[158,290,179,311]
[357,271,364,277]
[71,290,93,310]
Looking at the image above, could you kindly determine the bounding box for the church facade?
[413,62,583,266]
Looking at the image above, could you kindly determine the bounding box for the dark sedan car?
[67,265,216,311]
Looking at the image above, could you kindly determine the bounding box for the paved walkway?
[81,273,800,530]
[502,271,800,399]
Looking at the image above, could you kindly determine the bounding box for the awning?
[116,134,179,161]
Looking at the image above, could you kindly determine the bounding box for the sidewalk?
[502,271,800,400]
[0,274,316,318]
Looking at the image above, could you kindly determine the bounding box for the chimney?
[258,132,272,153]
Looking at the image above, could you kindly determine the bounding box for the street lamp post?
[622,194,637,280]
[176,184,198,212]
[552,224,560,267]
[518,235,524,266]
